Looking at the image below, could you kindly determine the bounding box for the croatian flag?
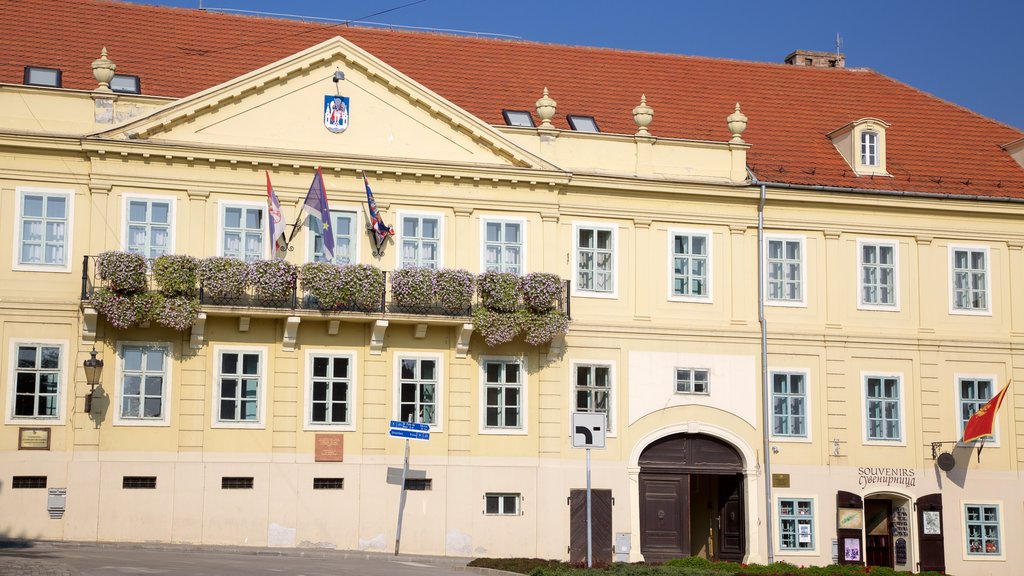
[301,168,334,259]
[364,174,394,245]
[265,172,287,255]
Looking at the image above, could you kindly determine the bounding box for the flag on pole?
[299,168,335,259]
[265,172,287,255]
[962,380,1012,443]
[364,174,394,249]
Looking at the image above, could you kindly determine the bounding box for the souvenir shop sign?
[857,467,915,489]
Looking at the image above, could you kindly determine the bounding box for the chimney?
[784,49,845,68]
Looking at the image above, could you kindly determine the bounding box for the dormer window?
[828,118,890,177]
[111,74,141,95]
[23,66,61,88]
[861,131,879,166]
[567,115,600,132]
[502,110,535,128]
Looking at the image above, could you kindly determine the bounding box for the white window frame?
[571,222,618,299]
[763,234,807,307]
[484,492,522,516]
[861,372,904,444]
[6,338,69,425]
[962,501,1004,560]
[217,200,267,262]
[392,352,444,432]
[674,367,710,395]
[306,207,360,265]
[667,228,712,303]
[769,369,811,442]
[210,345,267,429]
[948,244,991,315]
[955,373,1000,446]
[569,359,616,436]
[860,131,879,166]
[776,496,817,555]
[13,187,74,273]
[396,211,444,269]
[303,349,357,431]
[478,356,527,435]
[113,341,172,427]
[857,239,899,311]
[121,194,177,259]
[480,216,527,275]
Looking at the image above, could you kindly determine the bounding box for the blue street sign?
[389,428,430,441]
[389,420,430,432]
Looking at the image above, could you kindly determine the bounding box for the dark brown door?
[569,489,613,565]
[865,500,893,568]
[716,474,744,562]
[836,491,864,565]
[916,493,945,573]
[639,473,689,561]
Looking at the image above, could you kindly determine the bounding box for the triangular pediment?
[92,36,556,171]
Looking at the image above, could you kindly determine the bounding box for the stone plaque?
[19,427,50,450]
[315,434,344,462]
[771,473,790,488]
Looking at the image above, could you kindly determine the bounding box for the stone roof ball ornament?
[535,87,556,129]
[92,47,117,92]
[727,102,747,143]
[633,94,654,136]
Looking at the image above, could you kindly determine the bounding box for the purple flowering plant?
[250,259,298,301]
[199,257,250,299]
[472,307,524,347]
[152,254,199,296]
[521,272,562,312]
[435,268,475,313]
[521,309,569,345]
[154,294,201,331]
[301,261,344,308]
[91,288,147,329]
[477,271,520,312]
[340,264,385,312]
[96,250,147,293]
[391,267,435,308]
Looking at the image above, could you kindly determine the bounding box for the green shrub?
[152,254,198,296]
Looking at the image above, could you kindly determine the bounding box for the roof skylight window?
[110,74,141,94]
[502,110,535,128]
[567,115,600,133]
[23,66,61,88]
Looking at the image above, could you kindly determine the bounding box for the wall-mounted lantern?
[83,347,104,412]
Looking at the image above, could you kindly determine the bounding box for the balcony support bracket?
[82,305,99,345]
[370,319,389,355]
[282,316,301,352]
[190,312,207,349]
[456,323,474,358]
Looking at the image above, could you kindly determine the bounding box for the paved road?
[0,543,479,576]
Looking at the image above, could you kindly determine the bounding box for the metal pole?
[394,439,410,555]
[757,181,775,564]
[586,447,592,568]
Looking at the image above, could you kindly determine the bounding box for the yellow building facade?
[1,17,1024,576]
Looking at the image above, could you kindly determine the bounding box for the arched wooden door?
[638,433,745,562]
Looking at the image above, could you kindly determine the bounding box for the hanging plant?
[153,294,201,331]
[339,264,385,312]
[250,259,298,302]
[200,257,250,299]
[435,268,475,314]
[96,250,147,293]
[472,307,524,347]
[90,288,149,329]
[391,267,436,308]
[477,271,520,312]
[152,254,199,296]
[521,310,569,346]
[520,272,562,313]
[301,261,345,308]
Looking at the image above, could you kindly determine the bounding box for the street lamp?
[83,347,104,412]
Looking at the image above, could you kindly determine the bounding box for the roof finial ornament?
[535,87,557,129]
[633,94,654,136]
[727,102,747,143]
[92,47,117,93]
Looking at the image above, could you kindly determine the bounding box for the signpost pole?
[586,446,592,568]
[394,438,410,556]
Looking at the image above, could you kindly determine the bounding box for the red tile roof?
[3,0,1023,198]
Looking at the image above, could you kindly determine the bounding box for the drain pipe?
[756,179,774,564]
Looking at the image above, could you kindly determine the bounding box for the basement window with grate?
[221,477,254,489]
[12,475,47,489]
[405,478,432,491]
[122,476,157,489]
[313,477,344,490]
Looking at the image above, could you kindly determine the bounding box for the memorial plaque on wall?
[771,473,790,488]
[19,427,50,450]
[315,434,344,462]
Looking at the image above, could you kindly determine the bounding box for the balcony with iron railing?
[79,254,571,357]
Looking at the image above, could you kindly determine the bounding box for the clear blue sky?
[131,0,1024,131]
